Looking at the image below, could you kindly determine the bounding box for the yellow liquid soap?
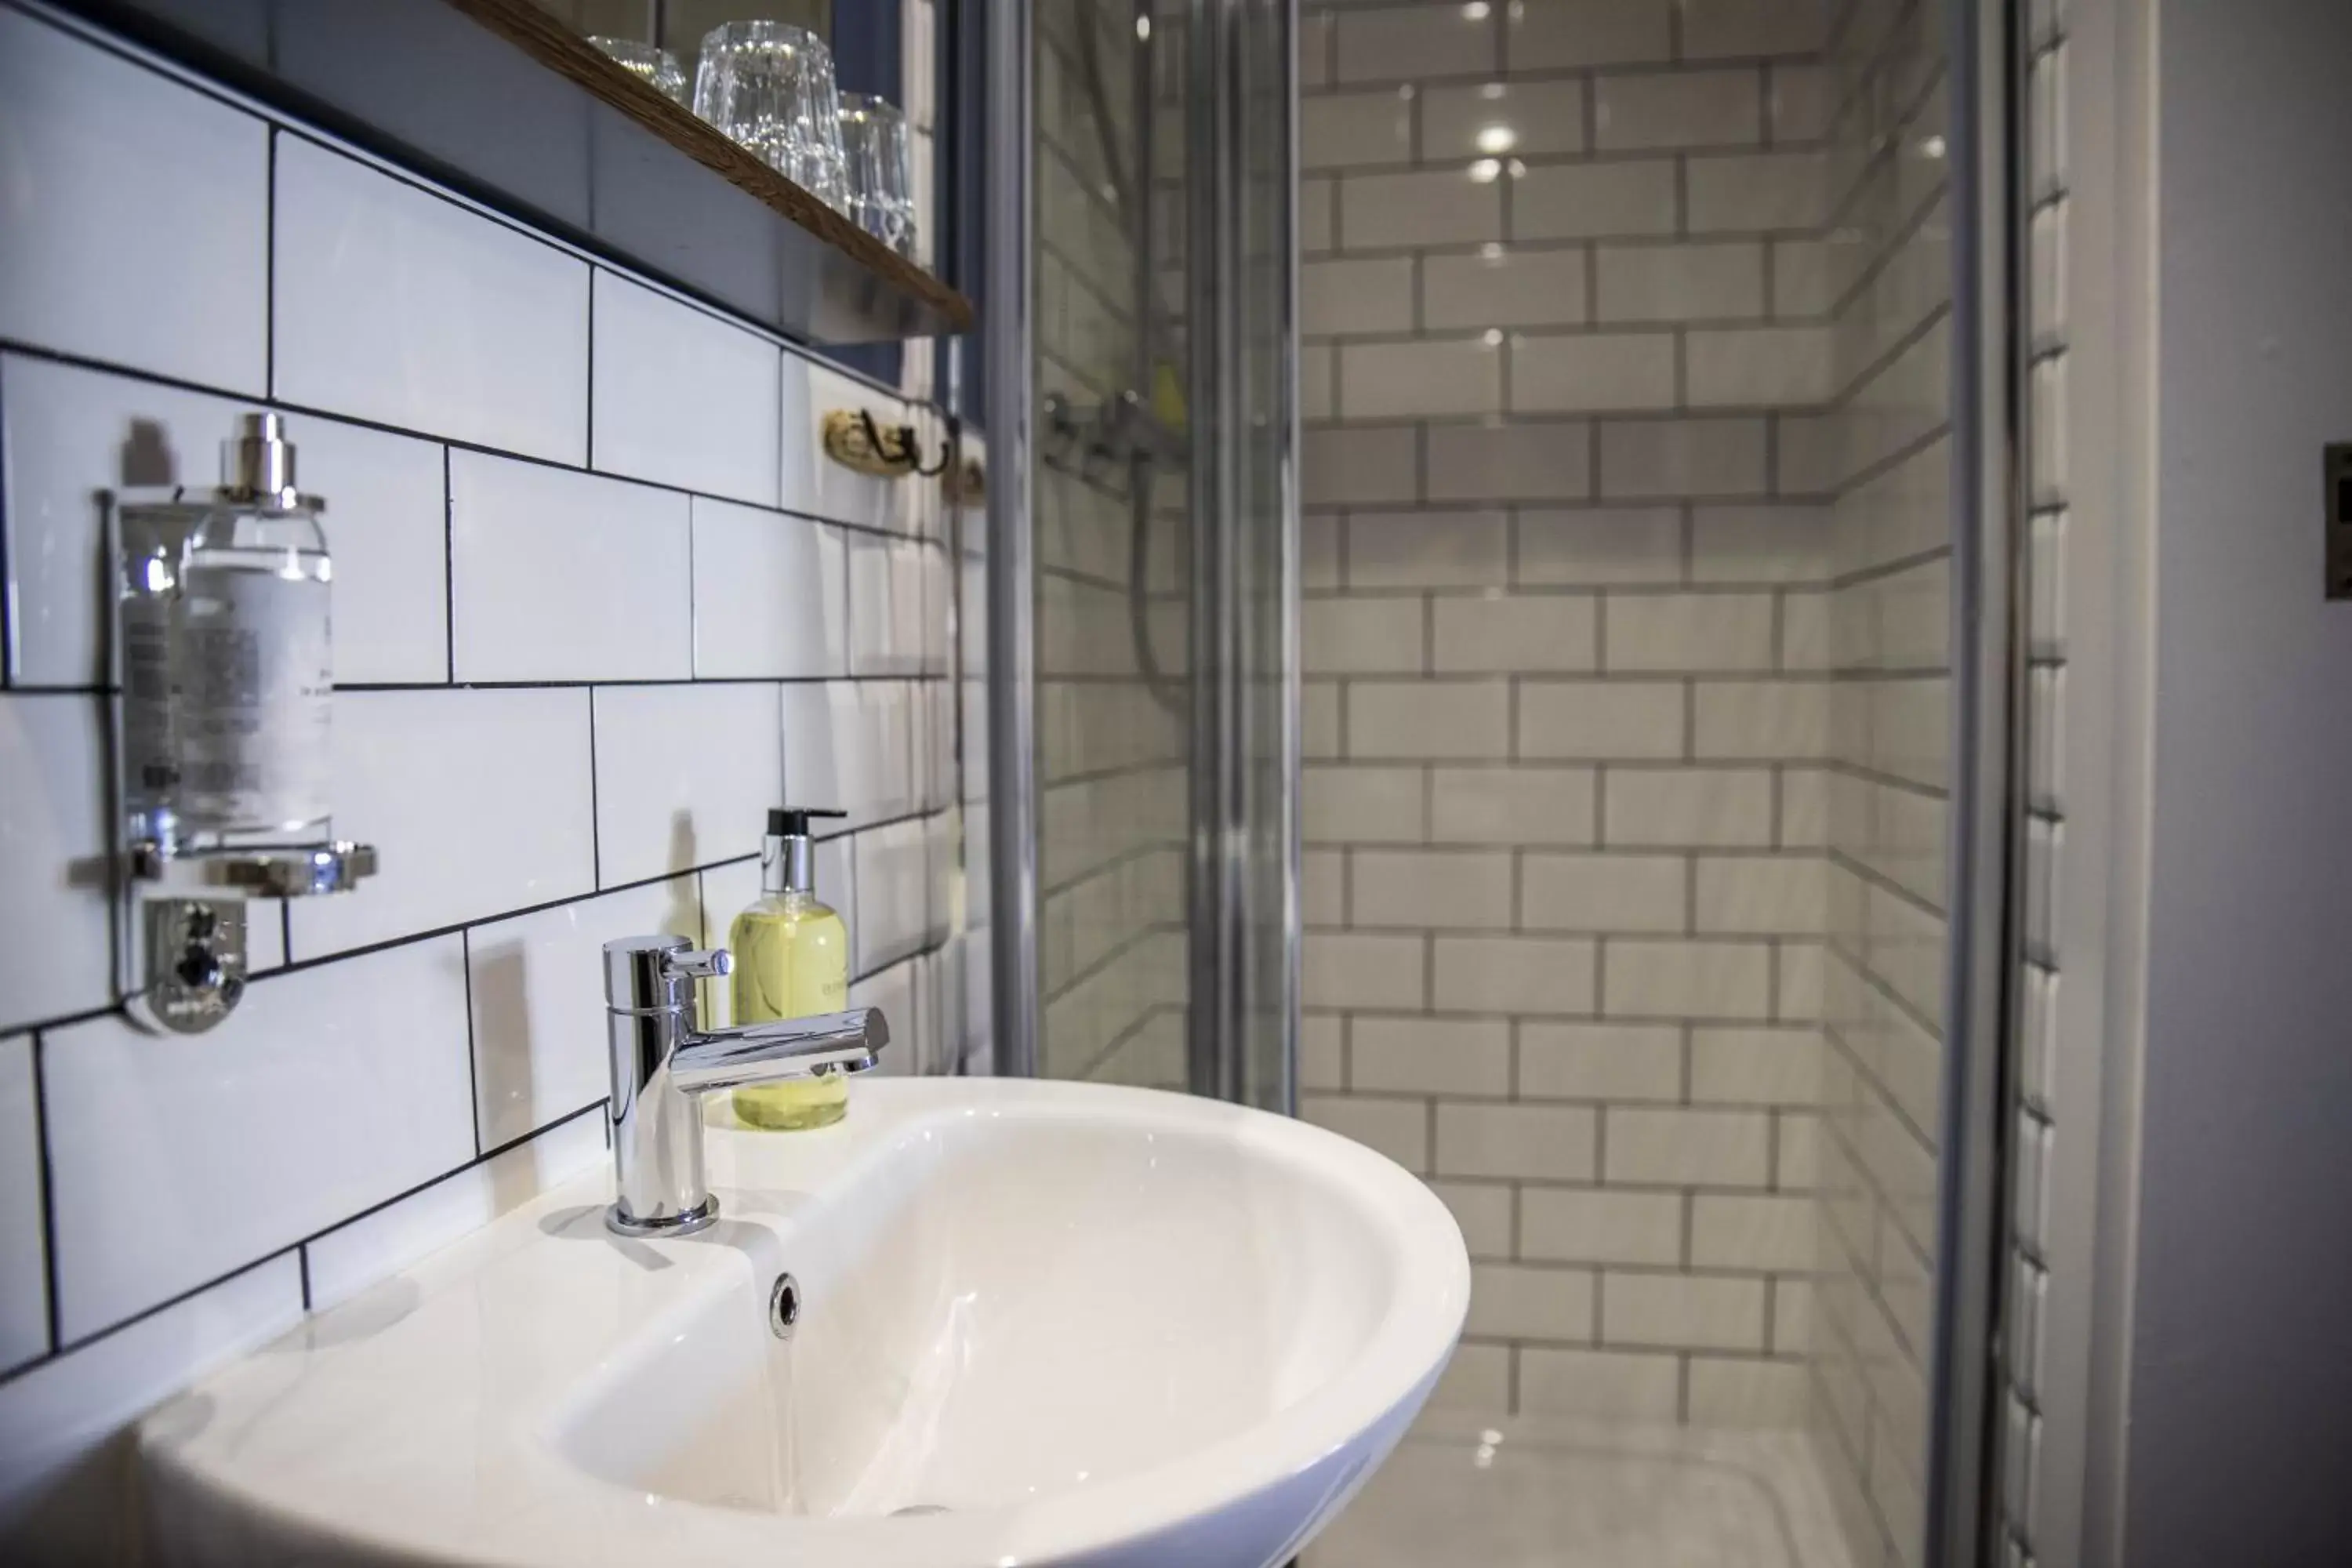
[728,889,851,1131]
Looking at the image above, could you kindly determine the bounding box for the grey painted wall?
[2130,2,2352,1562]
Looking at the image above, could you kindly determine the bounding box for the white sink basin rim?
[140,1078,1470,1568]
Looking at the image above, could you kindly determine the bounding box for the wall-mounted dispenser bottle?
[112,413,377,1033]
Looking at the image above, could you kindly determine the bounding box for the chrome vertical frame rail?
[984,0,1039,1077]
[1928,0,2023,1561]
[1274,0,1302,1117]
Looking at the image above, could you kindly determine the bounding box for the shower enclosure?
[986,0,1299,1112]
[983,2,2024,1566]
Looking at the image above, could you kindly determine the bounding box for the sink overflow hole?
[892,1504,952,1517]
[769,1272,799,1340]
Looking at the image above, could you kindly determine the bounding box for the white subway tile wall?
[1298,0,1887,1443]
[0,3,977,1524]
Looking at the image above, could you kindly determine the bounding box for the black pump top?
[768,807,848,838]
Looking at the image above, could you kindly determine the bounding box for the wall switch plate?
[2328,443,2352,601]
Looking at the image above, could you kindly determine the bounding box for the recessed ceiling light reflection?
[1468,158,1501,183]
[1475,124,1517,154]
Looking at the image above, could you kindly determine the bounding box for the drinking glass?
[691,21,848,212]
[586,38,690,107]
[840,93,916,255]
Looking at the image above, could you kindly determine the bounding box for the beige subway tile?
[1694,855,1826,935]
[1686,326,1837,406]
[1301,256,1416,336]
[1776,1109,1819,1189]
[1301,848,1345,926]
[1301,513,1341,589]
[1422,79,1587,161]
[1689,504,1835,583]
[1767,63,1835,142]
[1693,679,1831,757]
[1343,169,1502,249]
[1348,510,1510,589]
[1300,343,1334,421]
[1505,0,1671,69]
[1520,1187,1683,1266]
[1344,337,1504,419]
[1601,1272,1766,1351]
[1300,12,1331,90]
[1594,68,1762,151]
[1510,332,1677,414]
[1423,248,1590,331]
[1772,1278,1814,1353]
[1302,763,1424,843]
[1430,766,1598,845]
[1304,425,1417,506]
[1779,765,1829,848]
[1302,679,1341,758]
[1777,939,1824,1023]
[1770,238,1834,317]
[1516,507,1684,586]
[1301,174,1336,252]
[1303,931,1427,1011]
[1300,89,1415,171]
[1603,768,1776,846]
[1432,593,1596,673]
[1428,1341,1512,1414]
[1605,593,1777,671]
[1430,1178,1515,1257]
[1773,410,1841,495]
[1604,938,1773,1018]
[1521,852,1688,932]
[1303,596,1423,675]
[1301,1092,1428,1172]
[1300,1012,1345,1090]
[1519,681,1687,759]
[1436,1100,1599,1180]
[1780,592,1832,670]
[1604,1105,1772,1185]
[1595,241,1766,323]
[1335,4,1497,82]
[1355,1016,1512,1097]
[1599,417,1769,499]
[1686,151,1826,233]
[1349,681,1511,758]
[1468,1263,1595,1341]
[1688,1358,1810,1426]
[1682,0,1826,58]
[1352,848,1515,930]
[1427,423,1594,503]
[1514,160,1678,241]
[1691,1193,1817,1270]
[1519,1021,1682,1100]
[1519,1347,1681,1418]
[1434,935,1598,1016]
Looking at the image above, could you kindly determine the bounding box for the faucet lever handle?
[662,947,732,982]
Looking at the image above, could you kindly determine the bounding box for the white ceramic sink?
[139,1078,1468,1566]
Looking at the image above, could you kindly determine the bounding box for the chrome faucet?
[601,934,887,1237]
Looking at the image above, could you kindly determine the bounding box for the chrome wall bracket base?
[131,897,249,1036]
[118,840,378,1034]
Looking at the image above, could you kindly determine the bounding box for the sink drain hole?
[768,1272,799,1340]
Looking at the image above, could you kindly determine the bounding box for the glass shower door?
[1001,0,1296,1109]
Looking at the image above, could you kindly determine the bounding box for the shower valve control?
[2328,443,2352,601]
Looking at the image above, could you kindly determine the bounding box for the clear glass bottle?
[119,413,332,851]
[731,808,852,1131]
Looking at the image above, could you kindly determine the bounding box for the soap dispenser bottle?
[731,808,853,1130]
[121,412,334,850]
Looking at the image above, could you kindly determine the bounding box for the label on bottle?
[176,568,332,832]
[121,593,178,811]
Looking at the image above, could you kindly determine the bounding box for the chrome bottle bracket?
[120,840,379,1034]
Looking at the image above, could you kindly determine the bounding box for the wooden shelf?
[60,0,975,346]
